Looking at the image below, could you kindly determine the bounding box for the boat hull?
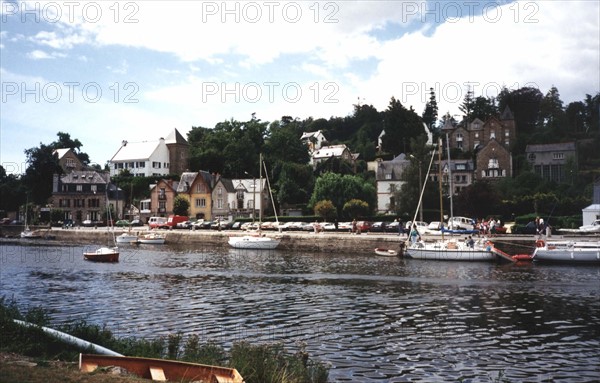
[79,354,243,383]
[406,240,495,261]
[137,234,166,244]
[533,241,600,263]
[83,247,119,262]
[374,248,398,257]
[228,235,280,249]
[115,234,139,244]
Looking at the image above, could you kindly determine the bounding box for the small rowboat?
[79,353,244,382]
[83,247,119,263]
[375,248,398,257]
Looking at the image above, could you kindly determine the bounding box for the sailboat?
[20,199,40,239]
[404,136,497,261]
[228,154,281,250]
[84,184,119,262]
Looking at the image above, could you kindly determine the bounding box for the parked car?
[405,221,428,230]
[512,221,556,235]
[82,219,93,227]
[130,219,143,226]
[115,220,131,227]
[230,221,243,230]
[447,216,475,231]
[355,221,372,233]
[370,222,388,232]
[176,220,192,229]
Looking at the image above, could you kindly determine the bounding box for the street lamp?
[409,154,423,223]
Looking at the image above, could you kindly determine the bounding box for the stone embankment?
[0,225,549,255]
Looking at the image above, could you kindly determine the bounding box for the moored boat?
[532,239,600,263]
[228,234,280,249]
[79,353,243,383]
[83,246,119,262]
[137,232,166,244]
[405,238,496,261]
[374,247,398,257]
[115,232,139,244]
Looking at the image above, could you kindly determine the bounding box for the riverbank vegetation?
[0,297,329,383]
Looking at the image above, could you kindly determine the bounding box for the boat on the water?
[228,154,281,250]
[83,246,119,263]
[374,247,398,257]
[83,185,119,262]
[228,234,280,249]
[115,232,139,244]
[79,353,244,383]
[405,238,496,261]
[137,232,166,244]
[532,239,600,263]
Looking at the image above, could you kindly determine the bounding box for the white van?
[148,216,168,229]
[447,216,475,230]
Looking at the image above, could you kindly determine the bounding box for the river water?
[1,240,599,382]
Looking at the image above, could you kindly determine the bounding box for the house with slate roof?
[525,142,577,183]
[374,154,410,214]
[108,128,189,177]
[51,170,123,224]
[177,171,216,220]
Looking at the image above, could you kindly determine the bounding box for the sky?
[1,0,599,174]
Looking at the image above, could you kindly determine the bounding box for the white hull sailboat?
[403,136,498,262]
[406,238,495,261]
[228,154,281,250]
[228,235,280,250]
[115,232,139,244]
[84,185,119,262]
[532,239,600,263]
[137,232,166,244]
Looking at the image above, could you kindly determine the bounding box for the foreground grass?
[0,297,329,383]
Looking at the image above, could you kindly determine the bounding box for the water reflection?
[1,241,599,382]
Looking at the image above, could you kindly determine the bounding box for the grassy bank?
[0,297,329,383]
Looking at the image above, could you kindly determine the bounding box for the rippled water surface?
[1,241,599,382]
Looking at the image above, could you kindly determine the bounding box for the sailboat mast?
[445,132,454,223]
[438,137,444,239]
[258,153,262,223]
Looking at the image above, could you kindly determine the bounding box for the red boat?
[79,353,243,382]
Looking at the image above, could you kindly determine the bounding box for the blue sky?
[1,0,599,174]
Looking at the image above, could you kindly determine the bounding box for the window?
[195,198,206,208]
[217,199,223,209]
[528,153,536,161]
[490,130,496,139]
[385,173,392,180]
[505,130,510,137]
[553,152,565,160]
[456,163,466,171]
[76,185,82,192]
[91,185,97,193]
[488,159,499,169]
[196,184,206,193]
[217,187,222,196]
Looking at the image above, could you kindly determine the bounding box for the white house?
[109,138,170,177]
[300,130,327,153]
[108,128,189,177]
[374,154,410,214]
[311,144,357,168]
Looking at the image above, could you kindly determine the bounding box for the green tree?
[173,195,190,216]
[422,87,438,130]
[342,199,369,219]
[537,86,566,133]
[309,172,375,216]
[21,132,91,205]
[381,97,425,155]
[313,200,336,220]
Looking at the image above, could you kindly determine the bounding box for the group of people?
[475,217,501,235]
